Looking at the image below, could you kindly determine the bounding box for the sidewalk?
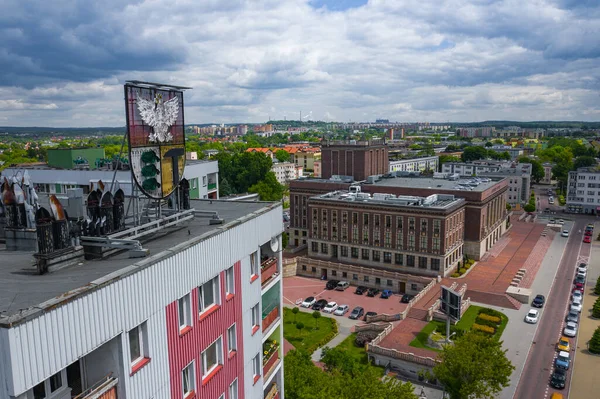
[569,233,600,399]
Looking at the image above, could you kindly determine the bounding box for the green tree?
[574,156,596,170]
[518,157,545,183]
[485,141,493,147]
[461,146,489,162]
[296,321,305,335]
[249,171,285,201]
[444,144,461,152]
[524,203,535,213]
[219,178,234,197]
[312,311,321,329]
[493,139,504,144]
[590,326,600,354]
[595,278,600,295]
[593,297,600,318]
[433,331,514,399]
[282,232,289,249]
[275,149,291,163]
[292,307,300,323]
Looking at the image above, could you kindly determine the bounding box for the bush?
[595,278,600,295]
[355,331,379,346]
[475,316,499,329]
[478,308,504,319]
[435,324,465,338]
[478,313,501,324]
[523,203,535,213]
[464,264,471,270]
[590,327,600,354]
[459,268,467,275]
[468,259,475,266]
[593,298,600,318]
[451,272,460,278]
[472,323,495,334]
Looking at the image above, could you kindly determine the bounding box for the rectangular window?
[408,217,415,232]
[364,276,369,282]
[363,213,369,225]
[375,277,381,285]
[372,250,380,262]
[361,249,369,260]
[352,212,358,224]
[229,379,238,399]
[353,273,358,280]
[226,266,235,296]
[202,337,223,377]
[374,215,380,226]
[332,270,337,276]
[251,304,260,330]
[250,252,258,277]
[395,253,403,265]
[321,243,328,254]
[418,257,428,269]
[202,176,207,186]
[433,219,441,236]
[431,259,441,271]
[362,229,369,243]
[311,266,316,272]
[383,252,392,263]
[342,211,348,223]
[182,361,195,398]
[387,279,393,286]
[406,255,415,267]
[302,265,307,271]
[420,219,428,234]
[199,276,221,313]
[341,246,348,257]
[49,372,62,393]
[396,216,403,230]
[411,283,418,291]
[385,215,392,228]
[433,237,441,251]
[253,354,261,380]
[408,235,415,251]
[420,236,428,251]
[342,272,348,278]
[311,242,318,252]
[228,324,237,353]
[178,294,191,331]
[384,231,391,247]
[351,247,359,258]
[129,322,148,365]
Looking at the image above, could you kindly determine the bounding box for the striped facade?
[0,205,284,399]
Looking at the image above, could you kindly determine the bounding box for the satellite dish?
[270,236,279,252]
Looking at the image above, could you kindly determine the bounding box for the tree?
[524,203,535,213]
[493,139,504,144]
[518,157,545,183]
[292,307,300,323]
[574,156,596,170]
[219,177,234,197]
[275,149,291,163]
[485,141,493,147]
[590,326,600,354]
[249,171,285,201]
[444,144,461,152]
[296,322,305,335]
[595,278,600,295]
[282,232,289,249]
[312,311,321,329]
[593,297,600,318]
[433,331,514,399]
[461,146,488,162]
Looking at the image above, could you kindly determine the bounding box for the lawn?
[336,333,385,377]
[283,307,337,354]
[409,305,509,351]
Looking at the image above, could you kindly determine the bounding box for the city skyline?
[1,0,599,127]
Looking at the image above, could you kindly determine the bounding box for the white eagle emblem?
[136,93,179,143]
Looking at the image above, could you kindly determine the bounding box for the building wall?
[321,145,388,181]
[47,148,106,170]
[567,169,600,214]
[0,206,283,398]
[389,156,439,173]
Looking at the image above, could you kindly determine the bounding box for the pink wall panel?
[166,261,245,399]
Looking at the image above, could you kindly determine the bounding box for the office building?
[567,167,600,214]
[389,156,439,173]
[320,140,388,181]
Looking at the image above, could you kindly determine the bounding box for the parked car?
[334,305,350,316]
[574,282,584,291]
[550,368,567,389]
[524,309,539,324]
[585,230,593,236]
[323,301,338,313]
[563,322,578,337]
[587,223,594,230]
[312,299,328,310]
[572,291,583,302]
[367,288,381,297]
[566,311,579,324]
[326,280,340,290]
[558,219,565,224]
[574,275,585,285]
[335,281,350,291]
[579,263,588,269]
[532,294,545,308]
[555,351,571,370]
[401,294,414,303]
[301,296,316,308]
[355,286,368,295]
[364,311,377,321]
[584,236,591,243]
[557,336,570,352]
[571,300,583,313]
[349,306,364,320]
[561,229,569,237]
[577,265,588,275]
[550,219,556,224]
[380,289,393,299]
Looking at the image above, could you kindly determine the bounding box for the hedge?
[459,268,467,274]
[478,308,504,319]
[451,272,460,278]
[475,317,499,329]
[464,264,471,270]
[478,313,501,324]
[472,323,495,334]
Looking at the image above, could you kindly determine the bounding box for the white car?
[564,321,578,337]
[558,219,565,224]
[572,291,583,302]
[578,267,587,276]
[333,305,349,316]
[561,230,569,237]
[322,301,338,313]
[301,296,316,308]
[571,301,583,313]
[524,309,539,324]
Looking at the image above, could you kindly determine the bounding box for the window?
[387,279,393,286]
[375,277,381,285]
[408,217,415,232]
[406,255,415,267]
[182,362,195,398]
[331,270,337,276]
[418,257,428,269]
[251,304,260,332]
[353,273,358,280]
[311,242,318,252]
[431,259,441,271]
[408,235,415,250]
[226,266,235,296]
[351,247,359,258]
[129,322,148,365]
[352,212,358,224]
[383,252,392,263]
[229,379,238,399]
[250,252,259,277]
[49,372,62,393]
[363,213,369,225]
[178,294,191,331]
[203,176,207,186]
[385,215,392,228]
[374,215,380,226]
[372,250,380,262]
[361,249,369,260]
[202,337,223,378]
[302,265,307,271]
[33,382,46,399]
[342,272,347,278]
[411,283,418,291]
[432,237,441,251]
[364,276,369,282]
[395,253,403,265]
[199,276,221,313]
[384,231,391,247]
[420,236,428,251]
[341,246,348,257]
[397,216,403,230]
[321,243,328,254]
[311,266,316,272]
[228,324,237,353]
[253,354,261,381]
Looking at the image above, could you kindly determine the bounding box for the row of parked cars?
[325,279,415,303]
[299,296,377,320]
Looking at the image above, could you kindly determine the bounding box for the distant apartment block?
[272,162,302,184]
[567,167,600,214]
[389,156,438,173]
[542,162,553,185]
[456,127,495,138]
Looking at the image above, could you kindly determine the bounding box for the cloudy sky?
[1,0,599,127]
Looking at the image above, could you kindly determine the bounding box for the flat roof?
[313,191,464,210]
[0,199,278,326]
[368,175,503,192]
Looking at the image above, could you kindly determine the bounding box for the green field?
[283,307,337,354]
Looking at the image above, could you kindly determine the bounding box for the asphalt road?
[514,217,591,399]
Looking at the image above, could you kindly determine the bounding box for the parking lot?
[283,276,409,318]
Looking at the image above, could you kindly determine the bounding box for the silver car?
[334,305,349,316]
[563,322,577,337]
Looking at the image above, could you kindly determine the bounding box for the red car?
[585,230,593,236]
[584,236,592,243]
[574,282,584,290]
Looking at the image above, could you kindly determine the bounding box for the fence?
[366,344,439,367]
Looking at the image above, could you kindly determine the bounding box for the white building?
[271,162,301,184]
[2,160,219,200]
[0,199,284,399]
[389,156,439,173]
[567,167,600,214]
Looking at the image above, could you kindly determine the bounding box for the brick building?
[320,139,388,181]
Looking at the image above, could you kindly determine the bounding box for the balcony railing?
[262,306,280,333]
[74,374,117,399]
[265,383,280,399]
[261,257,279,286]
[263,341,281,379]
[207,183,217,191]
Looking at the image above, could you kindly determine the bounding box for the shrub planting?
[355,331,379,347]
[478,308,504,319]
[478,313,501,324]
[451,272,460,278]
[472,323,495,335]
[459,268,467,274]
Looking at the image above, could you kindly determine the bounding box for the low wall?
[282,258,297,277]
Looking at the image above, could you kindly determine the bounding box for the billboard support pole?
[446,314,451,344]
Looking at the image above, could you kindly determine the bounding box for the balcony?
[261,257,279,287]
[265,383,280,399]
[74,374,117,399]
[262,282,281,333]
[263,339,281,380]
[262,306,279,333]
[207,182,217,191]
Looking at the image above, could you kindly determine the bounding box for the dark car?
[380,290,393,299]
[326,280,340,290]
[401,294,414,303]
[566,310,579,323]
[579,263,588,269]
[349,306,365,320]
[355,286,368,295]
[532,294,545,308]
[312,299,328,310]
[575,276,585,285]
[367,288,380,297]
[550,368,567,389]
[364,311,377,321]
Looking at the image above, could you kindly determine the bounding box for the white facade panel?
[3,204,283,397]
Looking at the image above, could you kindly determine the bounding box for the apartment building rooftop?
[0,199,278,326]
[369,174,502,192]
[313,190,464,210]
